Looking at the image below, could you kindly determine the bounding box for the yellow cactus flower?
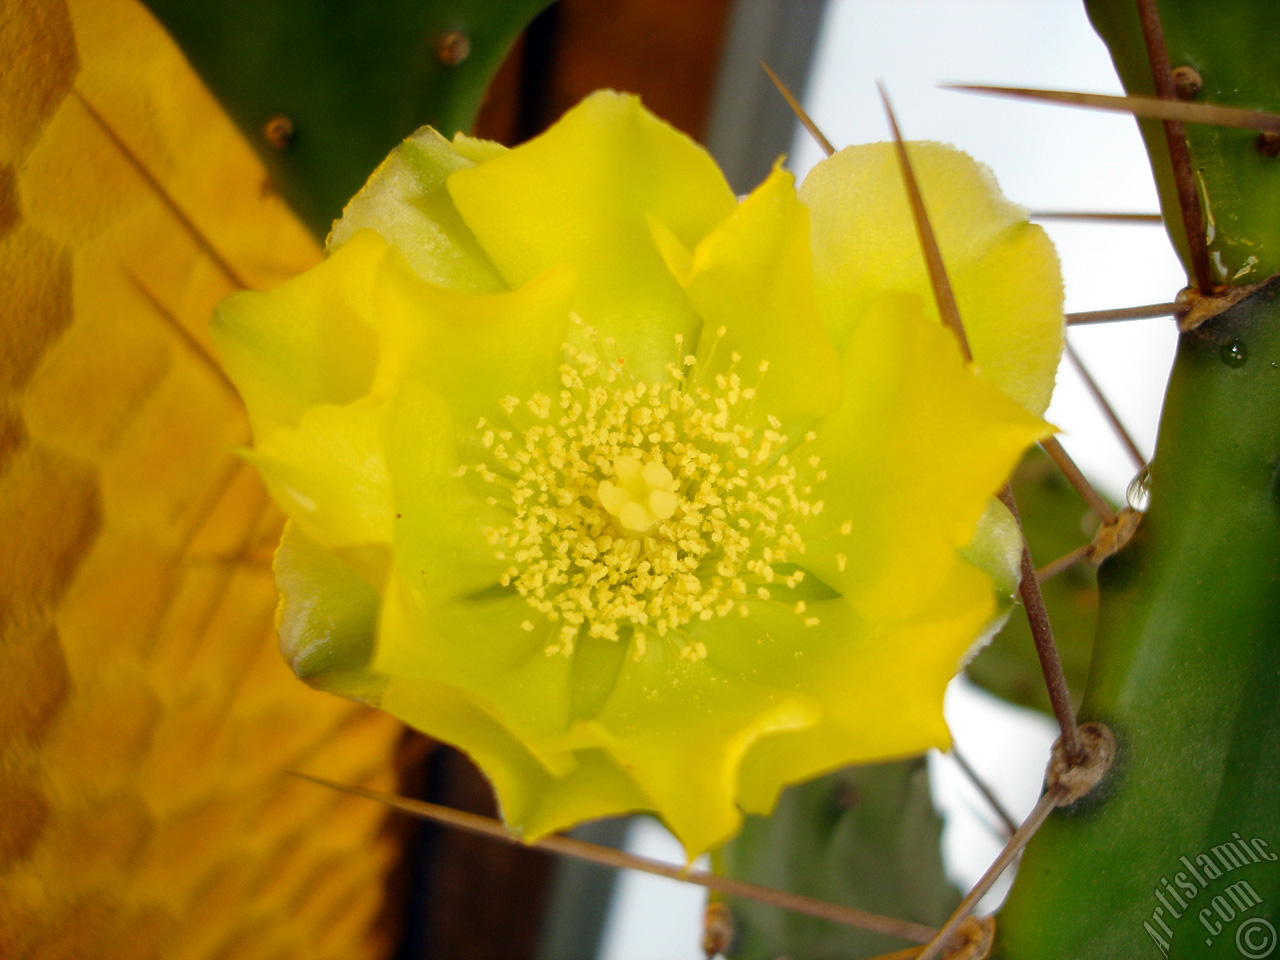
[211,91,1061,857]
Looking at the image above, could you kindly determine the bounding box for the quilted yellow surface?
[0,0,404,956]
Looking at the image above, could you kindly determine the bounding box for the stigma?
[597,455,679,535]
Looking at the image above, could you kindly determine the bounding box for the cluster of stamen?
[458,318,840,660]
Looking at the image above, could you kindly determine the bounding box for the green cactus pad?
[996,278,1280,960]
[141,0,553,236]
[1086,0,1280,285]
[716,759,959,960]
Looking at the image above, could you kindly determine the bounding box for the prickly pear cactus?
[716,759,959,960]
[996,3,1280,958]
[140,0,554,235]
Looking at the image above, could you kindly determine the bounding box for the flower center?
[597,455,679,535]
[463,321,839,660]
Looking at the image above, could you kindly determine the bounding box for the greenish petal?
[330,128,508,294]
[960,496,1024,601]
[375,578,578,774]
[383,379,510,604]
[274,522,383,700]
[374,586,656,840]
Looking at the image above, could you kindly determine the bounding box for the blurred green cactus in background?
[143,0,554,235]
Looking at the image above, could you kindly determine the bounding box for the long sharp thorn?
[1067,301,1178,325]
[1031,211,1162,224]
[878,85,971,361]
[950,745,1018,836]
[1041,436,1117,524]
[942,84,1280,134]
[290,772,938,943]
[914,786,1066,960]
[1036,543,1092,583]
[881,86,1082,758]
[863,947,930,960]
[1066,342,1146,469]
[997,487,1083,758]
[762,61,835,157]
[1134,0,1214,293]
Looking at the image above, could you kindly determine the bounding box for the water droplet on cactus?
[1221,339,1248,367]
[1127,465,1151,512]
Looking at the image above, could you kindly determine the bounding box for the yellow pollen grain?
[467,319,847,659]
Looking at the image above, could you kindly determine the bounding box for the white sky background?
[600,2,1185,957]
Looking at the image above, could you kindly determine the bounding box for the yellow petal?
[800,142,1064,414]
[447,90,737,380]
[656,163,842,421]
[249,396,395,554]
[732,565,993,815]
[375,579,578,776]
[380,663,652,838]
[806,292,1051,621]
[211,230,387,431]
[568,653,819,857]
[377,251,575,434]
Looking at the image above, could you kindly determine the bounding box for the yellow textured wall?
[0,1,404,957]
